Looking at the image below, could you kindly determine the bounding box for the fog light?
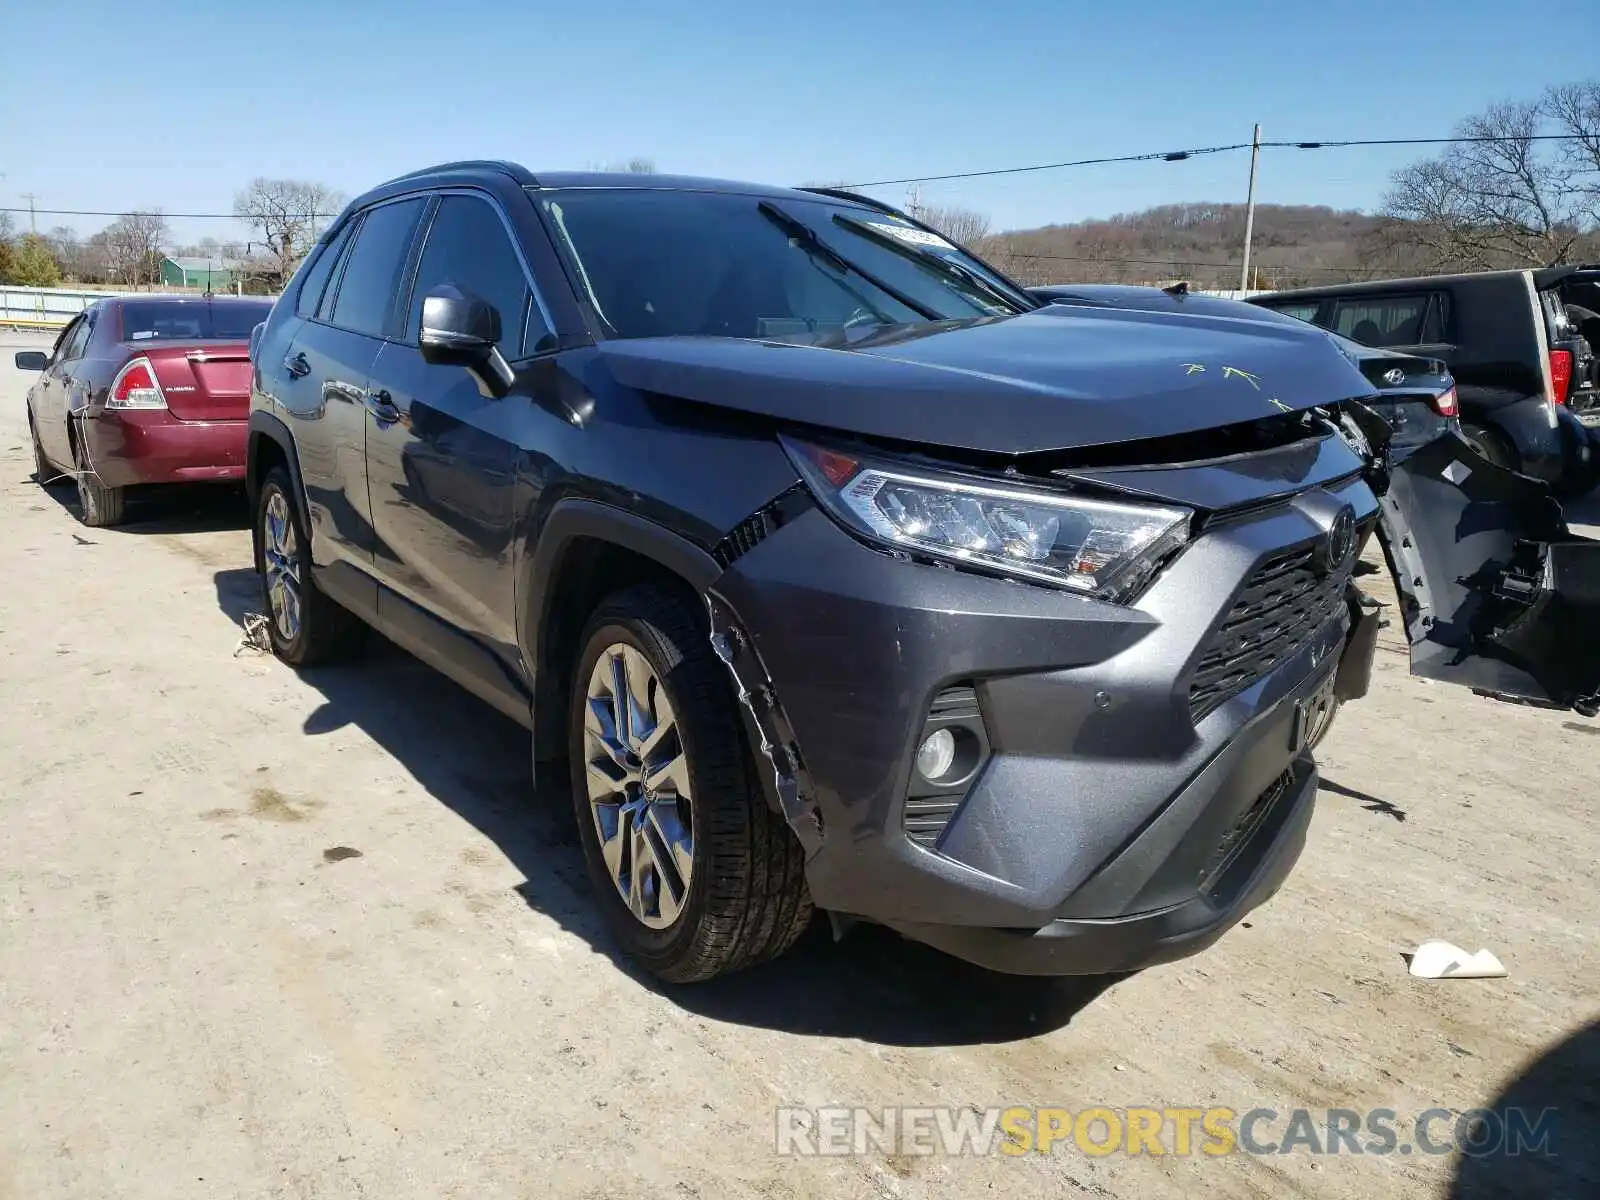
[915,728,957,782]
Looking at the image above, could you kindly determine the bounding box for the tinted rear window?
[1329,295,1432,347]
[120,300,273,341]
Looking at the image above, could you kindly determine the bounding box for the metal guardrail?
[0,285,121,329]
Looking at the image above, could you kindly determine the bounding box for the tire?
[255,466,366,666]
[568,584,812,982]
[71,433,125,528]
[1461,423,1518,472]
[28,412,58,486]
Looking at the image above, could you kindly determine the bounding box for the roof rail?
[385,160,538,186]
[799,186,907,218]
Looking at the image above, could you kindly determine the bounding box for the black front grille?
[1188,536,1360,721]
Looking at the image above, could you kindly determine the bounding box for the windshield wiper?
[830,213,1034,314]
[758,201,940,322]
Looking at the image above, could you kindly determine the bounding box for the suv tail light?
[1431,386,1459,418]
[107,356,167,410]
[1548,349,1573,406]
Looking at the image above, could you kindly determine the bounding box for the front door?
[364,192,552,670]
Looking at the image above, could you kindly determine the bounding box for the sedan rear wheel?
[72,434,125,527]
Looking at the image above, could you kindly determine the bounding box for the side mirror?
[418,285,515,398]
[14,351,49,371]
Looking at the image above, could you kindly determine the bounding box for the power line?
[1264,134,1585,150]
[841,132,1595,189]
[6,129,1594,220]
[842,143,1253,188]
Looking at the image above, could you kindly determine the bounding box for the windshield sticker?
[865,221,956,251]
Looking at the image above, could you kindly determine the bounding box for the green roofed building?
[158,256,248,290]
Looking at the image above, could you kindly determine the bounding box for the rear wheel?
[1461,423,1518,472]
[568,584,812,982]
[256,467,366,666]
[72,434,125,527]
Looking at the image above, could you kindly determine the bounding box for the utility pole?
[1238,124,1261,294]
[20,192,38,234]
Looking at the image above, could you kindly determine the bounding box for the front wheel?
[255,467,366,666]
[568,584,812,982]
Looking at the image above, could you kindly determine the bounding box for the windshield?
[538,188,1031,341]
[119,299,273,342]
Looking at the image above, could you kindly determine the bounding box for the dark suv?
[1251,268,1600,495]
[247,162,1600,982]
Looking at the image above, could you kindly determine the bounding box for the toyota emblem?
[1315,507,1356,577]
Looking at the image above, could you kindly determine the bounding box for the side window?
[1329,294,1429,348]
[1262,301,1320,325]
[1421,293,1451,343]
[60,315,94,362]
[329,198,426,337]
[407,195,549,357]
[294,222,355,318]
[316,221,357,322]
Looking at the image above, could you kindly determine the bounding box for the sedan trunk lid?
[137,342,253,421]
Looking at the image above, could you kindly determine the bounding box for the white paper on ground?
[1409,940,1508,979]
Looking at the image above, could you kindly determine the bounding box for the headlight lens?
[782,436,1191,602]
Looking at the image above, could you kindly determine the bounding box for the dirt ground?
[1,329,1595,1199]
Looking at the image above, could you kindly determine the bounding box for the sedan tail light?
[1548,349,1573,406]
[1431,386,1460,418]
[107,357,167,410]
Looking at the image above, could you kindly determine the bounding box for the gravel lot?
[1,329,1595,1199]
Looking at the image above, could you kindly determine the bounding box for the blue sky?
[2,0,1590,246]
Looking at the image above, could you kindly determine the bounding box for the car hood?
[598,305,1381,455]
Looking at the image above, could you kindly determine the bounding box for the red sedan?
[18,294,274,526]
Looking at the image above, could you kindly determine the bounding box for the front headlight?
[782,436,1191,603]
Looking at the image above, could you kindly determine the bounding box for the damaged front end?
[1364,423,1600,716]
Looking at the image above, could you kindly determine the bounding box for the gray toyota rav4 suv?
[245,162,1600,982]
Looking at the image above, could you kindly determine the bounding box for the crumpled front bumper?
[709,479,1380,975]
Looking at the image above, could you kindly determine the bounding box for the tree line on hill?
[927,81,1600,290]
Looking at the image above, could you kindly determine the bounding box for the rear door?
[279,198,427,573]
[1375,431,1600,713]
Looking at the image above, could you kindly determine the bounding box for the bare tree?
[234,178,345,284]
[103,212,169,287]
[916,204,991,248]
[1544,81,1600,217]
[589,157,659,174]
[1381,93,1595,269]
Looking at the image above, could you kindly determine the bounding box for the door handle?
[364,388,401,423]
[284,351,311,378]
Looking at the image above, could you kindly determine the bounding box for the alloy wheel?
[583,643,694,929]
[262,491,303,642]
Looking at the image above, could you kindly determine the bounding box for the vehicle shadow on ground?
[1449,1018,1598,1199]
[212,566,1125,1046]
[35,476,251,535]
